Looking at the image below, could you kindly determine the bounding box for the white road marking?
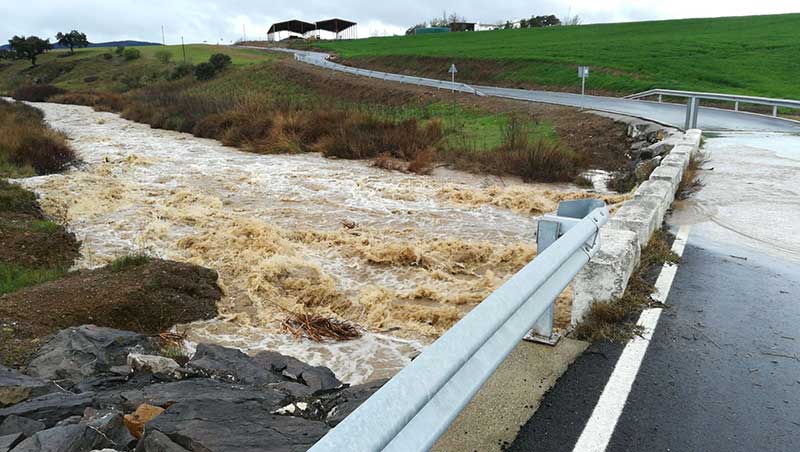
[572,225,692,452]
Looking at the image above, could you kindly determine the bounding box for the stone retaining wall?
[571,129,702,324]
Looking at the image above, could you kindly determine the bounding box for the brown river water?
[17,101,620,383]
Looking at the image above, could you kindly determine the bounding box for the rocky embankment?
[0,325,382,451]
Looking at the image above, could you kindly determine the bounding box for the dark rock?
[135,430,189,452]
[147,399,328,452]
[0,416,45,437]
[0,392,96,428]
[75,369,161,394]
[81,408,136,450]
[280,379,386,427]
[253,351,341,391]
[0,366,55,407]
[26,326,156,386]
[634,157,661,181]
[0,432,24,452]
[269,381,316,399]
[102,379,284,413]
[9,424,109,452]
[186,344,282,385]
[54,415,82,426]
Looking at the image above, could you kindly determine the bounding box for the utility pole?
[161,26,165,45]
[242,24,247,42]
[181,36,186,63]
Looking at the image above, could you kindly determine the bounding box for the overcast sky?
[2,1,798,44]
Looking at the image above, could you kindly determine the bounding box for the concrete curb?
[571,129,700,323]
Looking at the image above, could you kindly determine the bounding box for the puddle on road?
[19,102,611,383]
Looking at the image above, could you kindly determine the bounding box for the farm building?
[267,18,357,41]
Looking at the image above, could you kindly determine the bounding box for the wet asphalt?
[508,134,800,452]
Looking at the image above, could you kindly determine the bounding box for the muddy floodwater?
[19,102,610,383]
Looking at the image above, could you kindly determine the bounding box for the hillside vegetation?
[312,14,800,98]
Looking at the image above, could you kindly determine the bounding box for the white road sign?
[578,66,590,78]
[449,64,458,74]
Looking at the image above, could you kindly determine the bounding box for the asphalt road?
[508,134,800,452]
[258,47,800,133]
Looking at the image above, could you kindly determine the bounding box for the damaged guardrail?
[309,200,608,452]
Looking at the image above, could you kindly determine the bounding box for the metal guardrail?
[625,88,800,129]
[309,200,608,452]
[291,52,486,96]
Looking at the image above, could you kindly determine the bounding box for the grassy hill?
[0,44,276,93]
[312,14,800,98]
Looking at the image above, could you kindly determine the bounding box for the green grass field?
[313,14,800,98]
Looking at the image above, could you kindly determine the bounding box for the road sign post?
[578,66,590,109]
[449,63,458,92]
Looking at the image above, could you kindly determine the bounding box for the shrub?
[114,46,125,56]
[101,53,113,60]
[209,53,232,71]
[193,62,216,81]
[11,84,66,102]
[110,253,151,272]
[0,100,77,176]
[0,179,38,213]
[169,63,194,80]
[49,92,124,112]
[498,140,582,183]
[123,48,141,61]
[155,50,172,64]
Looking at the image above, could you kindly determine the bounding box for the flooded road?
[671,132,800,263]
[18,102,617,383]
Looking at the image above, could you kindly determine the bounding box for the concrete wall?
[570,129,701,324]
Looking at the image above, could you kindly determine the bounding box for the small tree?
[8,35,52,66]
[56,30,89,55]
[115,46,125,56]
[193,62,216,81]
[208,53,231,71]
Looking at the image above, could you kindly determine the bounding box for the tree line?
[406,11,581,35]
[0,30,88,66]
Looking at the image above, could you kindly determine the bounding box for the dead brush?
[676,151,710,200]
[0,100,77,175]
[282,312,362,342]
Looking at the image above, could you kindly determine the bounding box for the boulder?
[276,379,386,427]
[0,392,96,428]
[0,416,45,437]
[146,399,329,452]
[186,344,281,385]
[634,157,661,181]
[26,326,156,386]
[127,355,180,377]
[0,366,55,408]
[254,351,341,392]
[123,404,164,440]
[82,408,136,450]
[0,432,24,452]
[104,378,285,414]
[9,424,109,452]
[135,430,188,452]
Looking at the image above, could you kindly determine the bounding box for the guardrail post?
[773,106,778,117]
[735,100,740,111]
[525,199,605,345]
[684,97,700,130]
[658,94,663,103]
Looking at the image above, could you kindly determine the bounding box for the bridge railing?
[625,88,800,129]
[309,200,609,452]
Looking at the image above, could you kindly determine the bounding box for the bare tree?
[563,14,583,26]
